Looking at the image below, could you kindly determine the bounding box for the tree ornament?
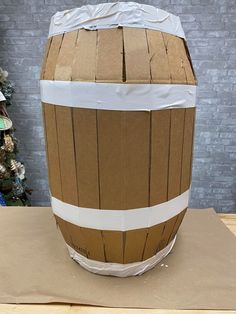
[0,67,8,84]
[12,178,24,197]
[0,192,6,206]
[0,147,6,162]
[10,159,25,180]
[10,159,18,171]
[0,163,10,179]
[0,91,5,102]
[0,81,14,107]
[3,134,14,152]
[0,116,12,131]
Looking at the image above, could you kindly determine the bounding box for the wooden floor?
[0,213,235,314]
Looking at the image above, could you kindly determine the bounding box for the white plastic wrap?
[67,235,176,277]
[49,2,185,38]
[40,81,196,111]
[51,190,189,231]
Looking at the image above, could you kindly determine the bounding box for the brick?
[0,14,10,21]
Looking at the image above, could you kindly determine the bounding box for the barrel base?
[67,235,176,277]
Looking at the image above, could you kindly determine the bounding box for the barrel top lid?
[48,2,185,39]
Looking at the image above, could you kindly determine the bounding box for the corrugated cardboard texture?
[123,27,150,83]
[73,109,100,208]
[72,29,97,81]
[43,107,194,210]
[96,28,123,82]
[181,108,195,193]
[150,110,170,205]
[41,28,197,84]
[41,27,197,264]
[168,108,185,200]
[1,207,236,309]
[43,106,194,262]
[43,106,195,262]
[146,30,171,83]
[55,208,186,263]
[54,31,77,81]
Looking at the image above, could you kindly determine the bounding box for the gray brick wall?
[0,0,235,212]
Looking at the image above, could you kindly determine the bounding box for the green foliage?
[0,80,15,107]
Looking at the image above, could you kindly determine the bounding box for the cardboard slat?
[54,215,71,246]
[96,28,123,82]
[123,27,150,83]
[55,216,105,261]
[163,33,186,84]
[142,222,165,260]
[97,110,126,209]
[55,106,78,206]
[123,111,150,209]
[158,215,179,251]
[56,217,122,263]
[66,223,89,259]
[72,108,99,208]
[124,229,148,263]
[43,34,63,80]
[146,30,171,83]
[54,31,77,81]
[169,208,187,243]
[40,37,52,80]
[97,111,150,262]
[150,110,170,205]
[69,29,104,261]
[42,103,62,199]
[52,32,79,207]
[180,40,196,85]
[102,231,123,263]
[97,110,125,262]
[123,111,150,263]
[42,35,63,199]
[168,109,185,200]
[72,29,97,81]
[184,41,197,85]
[181,108,196,193]
[82,228,106,262]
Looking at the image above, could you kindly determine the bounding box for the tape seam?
[51,190,189,231]
[40,81,196,111]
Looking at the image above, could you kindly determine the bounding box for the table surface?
[1,212,236,314]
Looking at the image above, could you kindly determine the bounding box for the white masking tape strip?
[49,2,185,39]
[51,190,189,231]
[67,235,176,277]
[40,81,196,111]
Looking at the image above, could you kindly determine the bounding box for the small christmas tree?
[0,67,31,206]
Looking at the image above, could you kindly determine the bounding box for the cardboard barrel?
[40,3,197,277]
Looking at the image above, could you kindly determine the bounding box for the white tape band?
[40,81,196,111]
[49,2,185,39]
[67,236,176,277]
[51,190,189,231]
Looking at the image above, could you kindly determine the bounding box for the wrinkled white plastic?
[40,81,196,111]
[49,2,185,39]
[51,190,189,231]
[67,235,176,277]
